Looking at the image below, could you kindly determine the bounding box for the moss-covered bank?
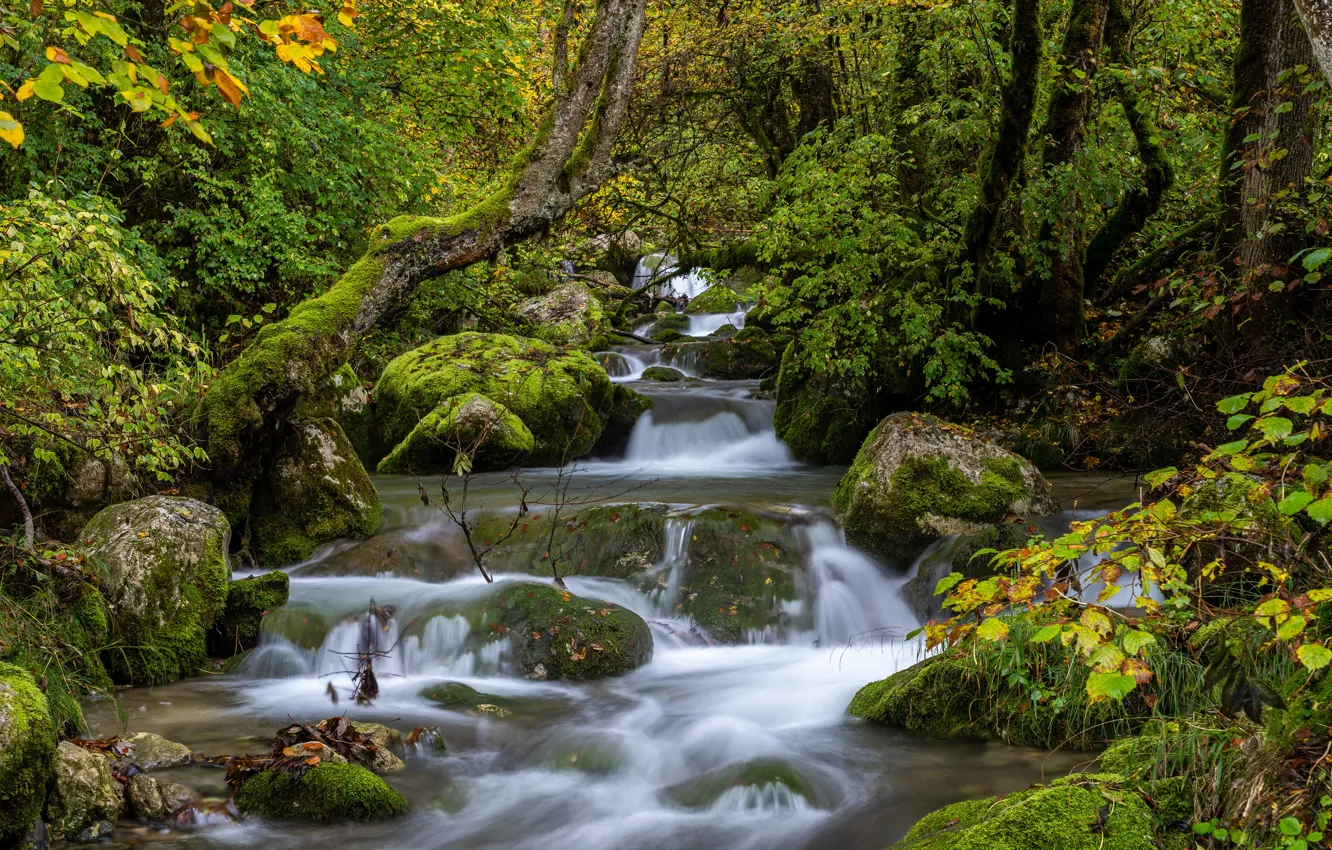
[0,662,57,847]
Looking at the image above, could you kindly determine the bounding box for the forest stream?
[81,287,1134,850]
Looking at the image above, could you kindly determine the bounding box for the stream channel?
[84,272,1139,850]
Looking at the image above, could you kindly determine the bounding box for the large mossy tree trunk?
[1035,0,1110,356]
[1081,0,1175,300]
[957,0,1043,273]
[1215,0,1316,347]
[195,0,649,505]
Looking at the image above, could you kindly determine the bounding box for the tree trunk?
[1037,0,1111,356]
[1292,0,1332,83]
[1083,0,1176,300]
[196,0,649,491]
[958,0,1043,272]
[1216,0,1316,277]
[892,3,932,203]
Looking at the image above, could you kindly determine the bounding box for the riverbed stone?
[642,366,686,382]
[516,283,608,349]
[684,284,739,314]
[250,418,382,567]
[374,333,620,468]
[117,731,193,771]
[208,570,291,656]
[0,663,57,848]
[347,722,406,773]
[233,762,408,822]
[665,759,820,808]
[377,392,535,474]
[46,741,122,839]
[80,496,231,685]
[126,774,199,821]
[890,774,1157,850]
[471,503,670,579]
[833,412,1059,562]
[494,584,652,680]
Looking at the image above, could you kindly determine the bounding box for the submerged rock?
[684,283,739,314]
[595,384,654,456]
[516,283,608,349]
[665,759,821,809]
[250,418,382,567]
[81,496,231,685]
[833,412,1058,562]
[116,731,193,771]
[233,762,408,822]
[257,605,329,650]
[126,774,199,821]
[46,741,122,839]
[494,584,652,680]
[0,663,57,848]
[421,681,513,711]
[377,392,534,474]
[374,333,626,468]
[890,774,1158,850]
[642,366,686,382]
[208,571,291,656]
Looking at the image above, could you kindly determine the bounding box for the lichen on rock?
[250,418,383,567]
[46,740,122,839]
[80,496,231,685]
[833,412,1059,562]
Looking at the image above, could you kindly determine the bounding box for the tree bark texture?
[196,0,649,488]
[1292,0,1332,83]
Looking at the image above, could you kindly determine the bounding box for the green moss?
[493,584,652,680]
[642,366,685,382]
[251,419,382,567]
[891,775,1157,850]
[660,336,781,380]
[650,327,687,343]
[470,503,668,579]
[516,283,609,349]
[373,333,615,467]
[684,284,740,314]
[833,418,1033,561]
[233,762,409,822]
[377,393,534,475]
[773,343,880,463]
[293,364,378,468]
[665,759,814,808]
[259,605,330,650]
[208,571,291,656]
[653,312,692,332]
[0,662,57,847]
[421,681,512,709]
[733,326,768,342]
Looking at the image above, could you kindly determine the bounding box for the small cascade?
[684,307,747,338]
[620,392,793,473]
[648,517,695,618]
[710,783,814,813]
[633,253,711,299]
[802,521,920,645]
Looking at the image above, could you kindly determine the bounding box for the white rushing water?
[632,253,713,300]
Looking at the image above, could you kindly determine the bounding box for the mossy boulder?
[377,392,535,474]
[46,740,123,839]
[208,571,291,656]
[258,605,330,650]
[642,366,686,382]
[293,363,377,468]
[374,332,617,467]
[890,774,1158,850]
[251,418,382,567]
[233,762,408,822]
[660,336,780,380]
[0,663,57,847]
[650,327,688,343]
[685,284,740,314]
[652,312,692,332]
[833,413,1059,562]
[516,283,608,349]
[493,584,652,680]
[774,342,888,464]
[709,323,738,339]
[421,681,513,711]
[469,503,669,579]
[81,496,231,685]
[665,759,819,809]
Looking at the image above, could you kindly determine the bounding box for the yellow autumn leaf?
[0,112,24,148]
[15,81,34,101]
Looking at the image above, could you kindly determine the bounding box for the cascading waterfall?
[619,392,793,473]
[801,521,920,645]
[633,253,712,299]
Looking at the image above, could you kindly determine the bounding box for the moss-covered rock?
[470,503,669,579]
[208,571,291,656]
[709,323,738,339]
[890,774,1158,850]
[233,762,408,822]
[652,312,692,332]
[516,283,608,349]
[594,384,653,456]
[292,363,377,468]
[642,366,686,382]
[46,740,123,839]
[81,496,231,685]
[421,681,513,711]
[660,336,780,380]
[0,663,57,847]
[774,342,886,464]
[374,332,617,467]
[251,418,382,567]
[833,413,1059,562]
[377,392,535,474]
[685,284,740,314]
[258,605,330,650]
[650,327,688,343]
[665,759,818,809]
[493,584,652,680]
